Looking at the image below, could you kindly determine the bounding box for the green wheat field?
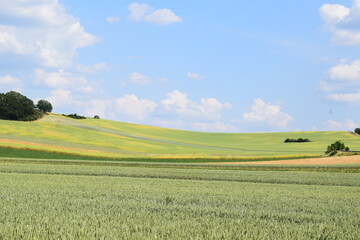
[0,114,360,239]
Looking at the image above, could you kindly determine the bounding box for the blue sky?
[0,0,359,132]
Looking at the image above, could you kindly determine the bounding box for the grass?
[1,160,360,185]
[0,113,359,160]
[0,146,322,163]
[0,160,359,239]
[1,114,359,238]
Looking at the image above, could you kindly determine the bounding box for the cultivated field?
[1,115,360,239]
[0,113,359,161]
[0,158,359,239]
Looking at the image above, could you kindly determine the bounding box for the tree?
[355,128,360,135]
[325,140,349,154]
[94,115,100,119]
[0,91,39,121]
[36,99,53,113]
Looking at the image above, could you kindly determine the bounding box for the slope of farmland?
[0,113,359,161]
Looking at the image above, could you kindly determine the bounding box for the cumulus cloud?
[34,69,89,88]
[116,94,158,121]
[327,92,360,103]
[319,59,360,104]
[43,88,235,132]
[243,99,293,128]
[324,119,359,131]
[128,3,182,25]
[58,94,157,121]
[46,88,75,107]
[0,0,98,67]
[192,122,238,133]
[106,16,120,23]
[83,99,114,119]
[34,68,95,93]
[0,75,21,86]
[319,0,360,45]
[161,90,232,120]
[129,72,151,85]
[187,72,205,80]
[328,60,360,81]
[319,4,350,24]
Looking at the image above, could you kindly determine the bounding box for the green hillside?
[0,113,359,161]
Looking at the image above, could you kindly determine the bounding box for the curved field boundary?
[214,155,360,165]
[48,116,318,154]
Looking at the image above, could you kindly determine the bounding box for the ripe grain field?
[0,159,359,239]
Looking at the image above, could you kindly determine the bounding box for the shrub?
[94,115,100,119]
[329,150,338,156]
[63,113,86,119]
[355,128,360,135]
[284,138,311,143]
[0,91,40,121]
[325,140,349,154]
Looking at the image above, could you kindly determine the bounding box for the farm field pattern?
[1,114,360,239]
[0,113,359,161]
[0,161,360,239]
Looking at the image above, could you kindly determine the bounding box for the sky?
[0,0,359,133]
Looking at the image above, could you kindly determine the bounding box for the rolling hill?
[0,113,359,161]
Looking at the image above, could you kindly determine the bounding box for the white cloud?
[243,99,293,128]
[40,89,237,132]
[34,68,96,93]
[75,62,110,73]
[161,90,231,120]
[116,94,157,121]
[0,0,98,67]
[128,3,182,25]
[106,16,120,23]
[192,122,238,133]
[324,119,359,131]
[46,88,75,107]
[317,81,341,93]
[328,60,360,81]
[144,9,183,25]
[319,4,350,24]
[319,1,360,45]
[128,3,151,22]
[319,59,360,104]
[187,72,205,80]
[0,75,21,86]
[83,99,114,119]
[327,92,360,103]
[129,72,151,85]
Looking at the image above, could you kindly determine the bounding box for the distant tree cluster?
[0,91,50,121]
[63,113,86,119]
[284,138,311,143]
[325,140,349,156]
[355,128,360,135]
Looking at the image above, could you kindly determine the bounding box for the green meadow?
[0,113,359,161]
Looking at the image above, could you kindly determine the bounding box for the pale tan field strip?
[215,155,360,165]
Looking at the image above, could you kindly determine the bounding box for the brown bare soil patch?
[215,155,360,165]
